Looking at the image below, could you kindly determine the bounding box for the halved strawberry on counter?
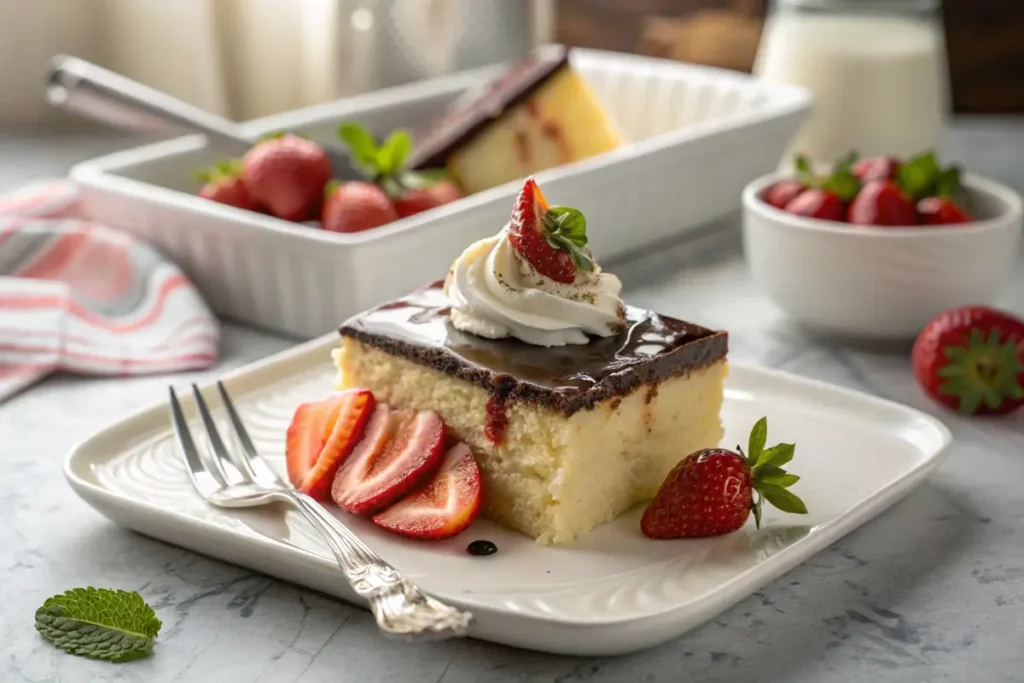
[912,305,1024,415]
[508,176,594,284]
[372,442,482,539]
[286,389,376,500]
[242,133,332,222]
[331,406,446,515]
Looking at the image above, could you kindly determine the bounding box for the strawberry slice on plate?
[331,406,446,515]
[372,442,482,539]
[286,389,376,500]
[508,176,594,284]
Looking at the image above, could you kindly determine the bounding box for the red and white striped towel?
[0,180,220,402]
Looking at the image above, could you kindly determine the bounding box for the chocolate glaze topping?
[406,45,571,171]
[338,283,728,417]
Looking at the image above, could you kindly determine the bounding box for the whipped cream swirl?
[443,226,625,347]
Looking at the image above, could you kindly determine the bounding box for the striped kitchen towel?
[0,179,220,402]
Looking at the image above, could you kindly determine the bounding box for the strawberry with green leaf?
[241,132,332,221]
[195,159,262,212]
[508,177,593,284]
[783,153,861,221]
[897,153,975,225]
[912,305,1024,415]
[336,122,461,218]
[641,417,807,539]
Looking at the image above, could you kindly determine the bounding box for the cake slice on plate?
[407,44,624,195]
[333,177,727,545]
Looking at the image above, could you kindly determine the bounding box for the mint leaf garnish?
[337,122,380,172]
[35,588,162,662]
[376,130,412,176]
[895,151,941,200]
[793,152,860,202]
[541,206,594,272]
[934,166,963,198]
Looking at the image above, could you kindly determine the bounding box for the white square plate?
[65,335,951,656]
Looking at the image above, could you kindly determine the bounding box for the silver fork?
[168,381,473,639]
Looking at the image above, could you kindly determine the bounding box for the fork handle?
[290,493,473,638]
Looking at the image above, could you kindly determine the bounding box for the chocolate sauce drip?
[339,284,728,416]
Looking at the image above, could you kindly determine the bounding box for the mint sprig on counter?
[35,587,162,662]
[337,121,450,197]
[542,206,594,272]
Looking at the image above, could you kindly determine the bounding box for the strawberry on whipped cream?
[444,178,624,347]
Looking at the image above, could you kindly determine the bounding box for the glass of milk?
[753,0,950,167]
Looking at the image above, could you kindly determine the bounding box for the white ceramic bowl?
[742,172,1023,339]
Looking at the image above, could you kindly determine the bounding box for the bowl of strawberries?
[742,151,1023,339]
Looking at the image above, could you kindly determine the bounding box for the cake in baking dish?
[406,44,624,196]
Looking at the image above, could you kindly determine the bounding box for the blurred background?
[2,0,1022,127]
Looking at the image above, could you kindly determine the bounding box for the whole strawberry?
[321,181,399,233]
[917,196,972,225]
[641,417,807,539]
[196,160,261,212]
[508,176,593,284]
[242,133,332,222]
[336,122,463,221]
[393,188,442,219]
[912,305,1024,415]
[853,155,902,184]
[762,180,805,211]
[782,153,861,222]
[847,180,917,226]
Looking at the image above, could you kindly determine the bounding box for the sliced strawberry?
[371,443,482,539]
[331,407,445,515]
[286,389,376,500]
[508,176,593,284]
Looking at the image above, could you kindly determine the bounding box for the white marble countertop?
[2,119,1023,683]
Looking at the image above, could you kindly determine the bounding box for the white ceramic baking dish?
[70,47,812,338]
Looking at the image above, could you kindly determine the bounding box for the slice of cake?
[333,178,727,545]
[407,45,624,196]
